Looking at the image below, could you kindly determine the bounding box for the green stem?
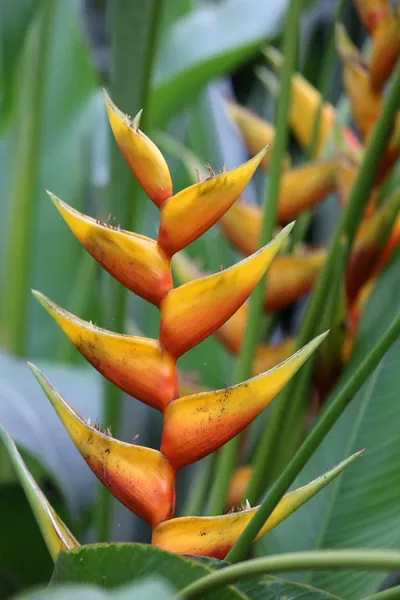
[96,0,163,543]
[226,307,400,562]
[2,0,54,355]
[177,550,400,600]
[207,0,302,517]
[289,0,346,249]
[363,586,400,600]
[250,60,400,496]
[181,455,216,517]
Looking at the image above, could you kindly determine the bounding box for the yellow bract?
[104,90,172,207]
[152,451,363,558]
[33,291,178,411]
[161,332,328,469]
[29,364,176,526]
[160,224,294,357]
[158,148,267,256]
[49,192,172,306]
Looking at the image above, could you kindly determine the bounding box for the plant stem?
[206,0,301,517]
[96,0,163,543]
[2,0,54,355]
[226,307,400,563]
[177,550,400,599]
[250,60,400,497]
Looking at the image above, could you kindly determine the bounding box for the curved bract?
[161,333,327,469]
[160,225,294,357]
[152,451,363,558]
[158,148,267,256]
[104,90,172,207]
[29,364,176,527]
[49,193,173,306]
[33,291,178,411]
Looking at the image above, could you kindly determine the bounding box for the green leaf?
[50,543,244,599]
[256,251,400,599]
[195,557,342,600]
[150,0,289,127]
[0,423,79,562]
[13,579,176,600]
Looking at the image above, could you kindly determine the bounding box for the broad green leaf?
[50,543,244,599]
[0,423,79,561]
[150,0,289,127]
[256,251,400,599]
[13,579,176,600]
[195,557,342,600]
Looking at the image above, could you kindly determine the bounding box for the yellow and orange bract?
[29,364,176,527]
[161,332,328,470]
[158,148,267,256]
[152,450,363,558]
[48,192,172,307]
[160,224,293,357]
[33,291,178,411]
[104,90,172,207]
[219,200,263,256]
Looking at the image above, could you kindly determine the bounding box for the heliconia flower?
[252,339,295,376]
[29,364,176,526]
[265,249,326,311]
[226,100,290,169]
[32,291,178,412]
[346,189,400,303]
[226,465,252,510]
[157,148,267,257]
[369,10,400,91]
[263,47,360,156]
[218,199,263,256]
[0,424,79,561]
[336,24,382,141]
[160,332,328,470]
[152,451,363,558]
[277,160,338,223]
[160,224,294,358]
[354,0,390,33]
[104,90,172,207]
[48,192,172,307]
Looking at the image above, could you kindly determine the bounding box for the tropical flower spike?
[21,91,361,561]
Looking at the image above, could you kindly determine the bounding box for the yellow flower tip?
[152,450,361,558]
[157,148,268,257]
[28,364,176,526]
[160,330,326,470]
[370,14,400,91]
[103,89,172,207]
[47,192,173,306]
[32,291,178,411]
[159,223,294,358]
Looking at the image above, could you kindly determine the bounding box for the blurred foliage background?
[0,0,395,597]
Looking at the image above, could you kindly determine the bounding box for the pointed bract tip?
[133,109,143,131]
